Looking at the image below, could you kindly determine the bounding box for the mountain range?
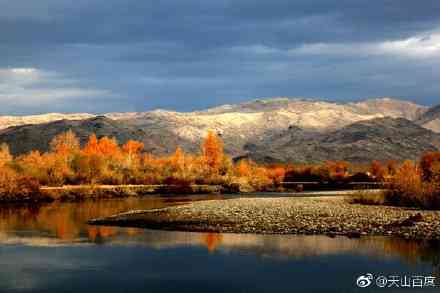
[0,97,439,163]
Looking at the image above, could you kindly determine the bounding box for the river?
[0,195,438,292]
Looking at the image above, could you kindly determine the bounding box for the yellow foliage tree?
[122,140,144,167]
[170,147,185,171]
[0,143,12,168]
[236,160,251,177]
[83,134,100,155]
[50,130,80,156]
[98,137,120,156]
[201,131,224,173]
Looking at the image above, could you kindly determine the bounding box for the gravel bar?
[88,196,440,240]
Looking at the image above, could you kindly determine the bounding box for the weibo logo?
[356,274,373,288]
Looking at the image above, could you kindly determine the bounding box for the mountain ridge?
[0,97,438,163]
[0,97,430,130]
[416,104,440,133]
[246,117,440,163]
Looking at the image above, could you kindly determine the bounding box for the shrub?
[0,167,43,201]
[420,152,440,182]
[350,190,386,205]
[370,160,385,181]
[380,160,439,209]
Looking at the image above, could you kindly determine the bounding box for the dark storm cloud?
[0,0,439,114]
[2,1,440,47]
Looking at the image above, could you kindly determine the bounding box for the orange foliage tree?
[83,134,100,155]
[202,131,225,174]
[0,143,12,168]
[122,140,144,168]
[73,134,106,184]
[236,160,251,177]
[370,160,385,181]
[5,126,440,199]
[50,130,80,158]
[98,137,120,156]
[420,152,440,182]
[326,161,349,180]
[266,166,286,186]
[386,160,398,177]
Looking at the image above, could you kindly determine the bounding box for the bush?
[383,160,440,209]
[0,167,43,202]
[353,159,440,210]
[385,181,440,209]
[350,190,386,205]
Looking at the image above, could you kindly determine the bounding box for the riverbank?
[88,196,440,240]
[0,183,383,203]
[0,184,227,203]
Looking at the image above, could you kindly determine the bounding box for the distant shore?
[0,183,383,203]
[0,184,229,203]
[88,196,440,240]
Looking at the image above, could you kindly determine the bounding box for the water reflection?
[0,197,439,276]
[0,196,224,245]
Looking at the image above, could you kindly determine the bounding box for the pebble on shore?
[88,197,440,240]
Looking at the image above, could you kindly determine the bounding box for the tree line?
[0,130,286,198]
[0,129,438,205]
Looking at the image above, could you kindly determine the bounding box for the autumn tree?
[17,151,47,183]
[370,160,385,181]
[386,160,398,177]
[73,134,104,184]
[83,134,100,155]
[326,161,349,180]
[202,131,225,173]
[0,166,18,196]
[138,153,164,184]
[236,160,251,177]
[420,152,440,182]
[99,137,119,156]
[0,143,12,168]
[18,151,72,187]
[71,134,124,184]
[170,147,185,172]
[180,153,205,183]
[82,134,121,158]
[50,130,80,157]
[122,140,144,168]
[267,166,286,186]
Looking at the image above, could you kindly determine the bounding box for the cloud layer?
[1,0,439,114]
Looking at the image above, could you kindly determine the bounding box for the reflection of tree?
[0,198,188,243]
[88,226,98,242]
[381,238,440,276]
[1,199,440,276]
[201,233,223,252]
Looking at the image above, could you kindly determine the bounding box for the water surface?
[0,196,438,292]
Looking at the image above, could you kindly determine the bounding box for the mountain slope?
[416,104,440,133]
[0,97,428,131]
[112,97,429,156]
[0,97,436,162]
[246,118,440,163]
[349,98,427,120]
[0,113,95,130]
[0,116,187,156]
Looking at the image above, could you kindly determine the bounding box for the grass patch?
[349,189,386,205]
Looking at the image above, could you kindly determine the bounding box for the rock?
[346,231,362,239]
[392,213,424,227]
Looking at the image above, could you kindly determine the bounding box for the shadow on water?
[0,196,439,292]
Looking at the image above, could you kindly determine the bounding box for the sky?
[1,0,439,115]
